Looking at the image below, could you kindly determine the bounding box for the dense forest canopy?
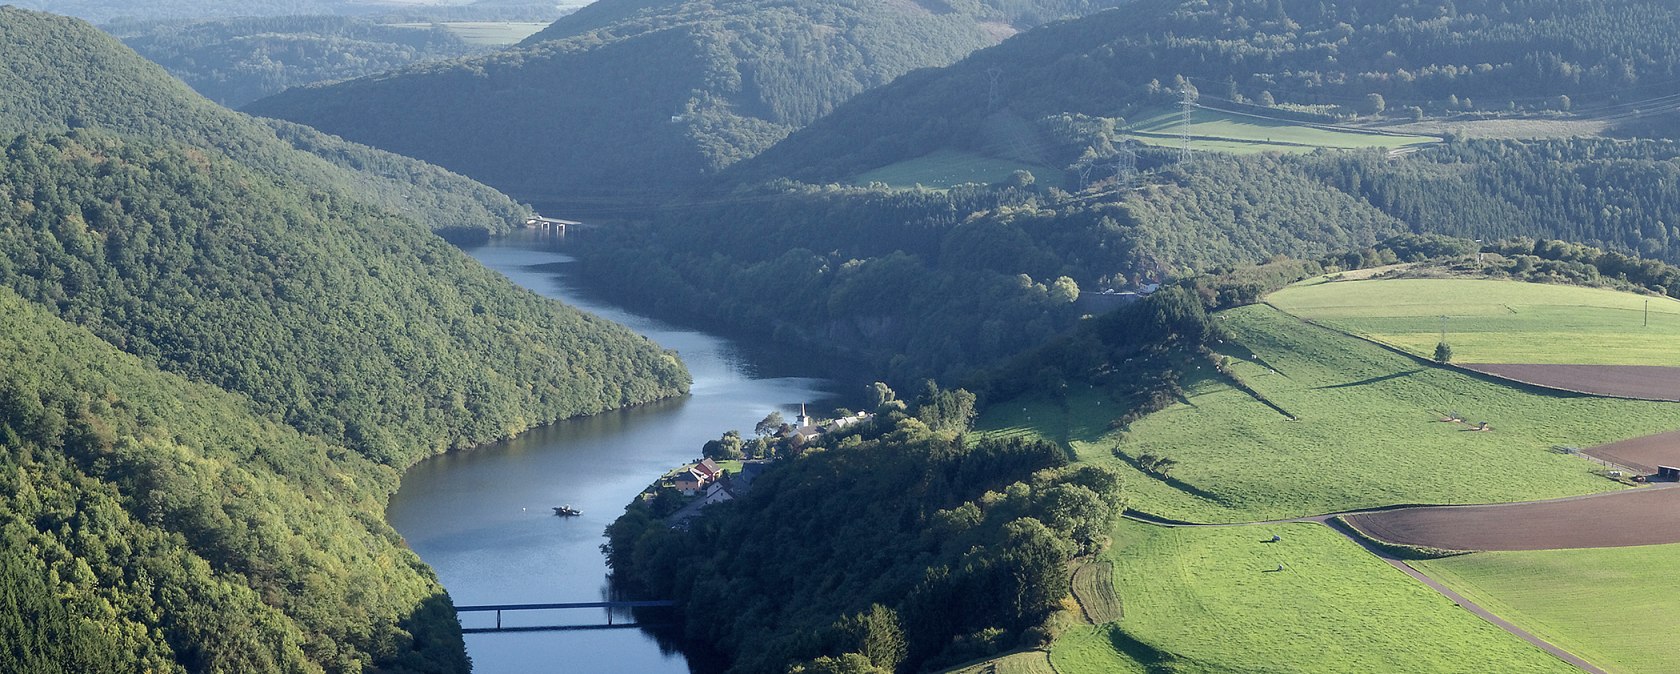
[580,137,1680,388]
[108,16,486,108]
[244,0,1132,202]
[0,6,695,670]
[0,6,531,237]
[606,290,1220,673]
[738,0,1680,183]
[0,130,688,467]
[0,285,469,673]
[574,154,1400,384]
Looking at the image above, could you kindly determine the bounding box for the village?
[636,405,874,527]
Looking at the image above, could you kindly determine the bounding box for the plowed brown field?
[1460,363,1680,402]
[1583,429,1680,474]
[1345,487,1680,551]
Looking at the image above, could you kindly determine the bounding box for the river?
[386,231,842,673]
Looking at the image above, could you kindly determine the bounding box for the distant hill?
[107,16,486,108]
[0,6,530,238]
[736,0,1680,184]
[9,0,565,23]
[244,0,1132,204]
[568,0,1680,387]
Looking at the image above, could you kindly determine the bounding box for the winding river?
[386,231,842,672]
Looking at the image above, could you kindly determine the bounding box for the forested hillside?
[0,286,468,673]
[0,6,529,237]
[0,131,688,466]
[109,16,485,107]
[0,7,692,669]
[565,0,1680,389]
[245,0,1131,202]
[604,289,1221,672]
[1308,139,1680,259]
[739,0,1680,183]
[578,155,1406,383]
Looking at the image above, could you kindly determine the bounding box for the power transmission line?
[987,67,1003,112]
[1114,135,1138,189]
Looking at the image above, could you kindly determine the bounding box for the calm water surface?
[387,231,841,672]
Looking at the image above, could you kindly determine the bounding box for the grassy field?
[980,304,1680,523]
[386,22,551,46]
[1048,521,1573,673]
[850,149,1051,189]
[941,651,1058,674]
[1269,278,1680,366]
[1417,544,1680,674]
[1126,107,1438,155]
[1071,561,1121,624]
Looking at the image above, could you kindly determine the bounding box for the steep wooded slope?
[0,131,688,467]
[0,284,467,673]
[244,0,1130,203]
[0,6,528,237]
[0,8,692,670]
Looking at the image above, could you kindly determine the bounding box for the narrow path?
[1120,510,1615,673]
[1323,519,1609,674]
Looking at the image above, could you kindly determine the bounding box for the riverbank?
[387,232,846,672]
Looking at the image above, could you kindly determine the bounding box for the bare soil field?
[1346,487,1680,551]
[1460,363,1680,402]
[1583,429,1680,474]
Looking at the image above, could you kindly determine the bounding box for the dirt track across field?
[1344,486,1680,551]
[1459,363,1680,402]
[1583,429,1680,474]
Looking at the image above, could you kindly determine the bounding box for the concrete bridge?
[455,600,675,633]
[524,216,581,233]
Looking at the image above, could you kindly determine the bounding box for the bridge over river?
[456,600,676,633]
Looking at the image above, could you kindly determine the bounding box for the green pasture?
[1103,305,1680,522]
[1048,521,1572,673]
[973,384,1116,448]
[1269,277,1680,366]
[850,149,1052,189]
[1418,544,1680,674]
[980,304,1680,523]
[1126,107,1438,155]
[386,22,551,46]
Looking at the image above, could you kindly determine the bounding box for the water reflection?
[387,232,842,672]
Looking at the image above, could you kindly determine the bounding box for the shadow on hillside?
[394,592,471,673]
[1311,368,1423,390]
[1214,339,1289,379]
[1105,624,1186,674]
[1112,449,1228,504]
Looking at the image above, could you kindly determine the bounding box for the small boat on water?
[553,505,581,517]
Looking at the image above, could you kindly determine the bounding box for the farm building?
[673,470,705,495]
